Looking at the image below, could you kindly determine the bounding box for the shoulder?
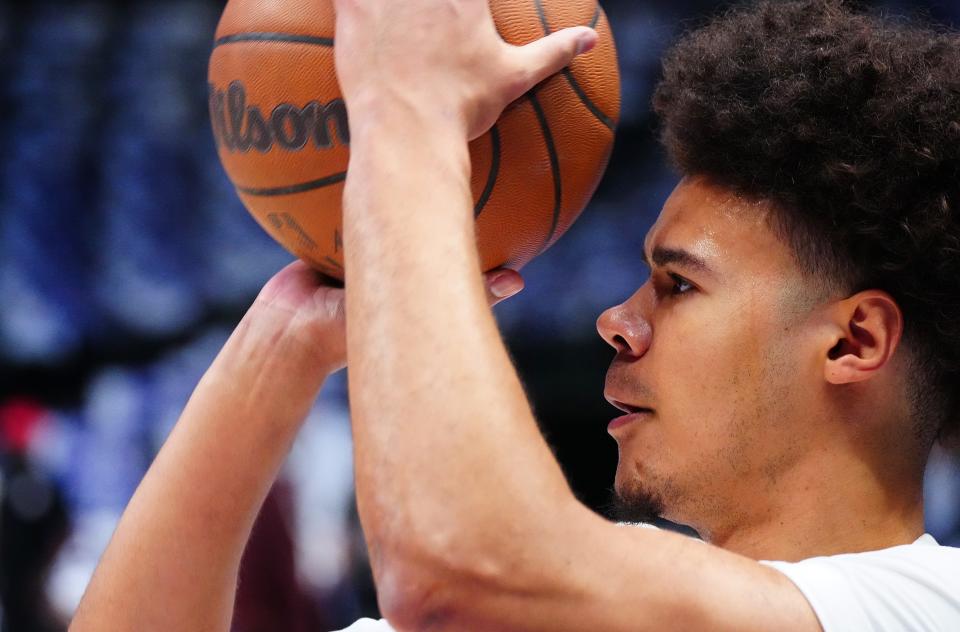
[763,536,960,632]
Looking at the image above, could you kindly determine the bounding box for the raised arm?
[334,2,821,631]
[69,263,345,630]
[70,260,522,631]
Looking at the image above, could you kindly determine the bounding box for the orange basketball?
[209,0,620,280]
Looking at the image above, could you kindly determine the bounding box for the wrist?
[346,93,472,181]
[199,323,329,437]
[346,89,469,145]
[228,303,340,389]
[345,108,473,211]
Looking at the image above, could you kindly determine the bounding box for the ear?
[823,291,904,385]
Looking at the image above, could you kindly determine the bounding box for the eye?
[668,273,695,297]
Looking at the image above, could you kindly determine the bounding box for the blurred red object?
[0,398,47,454]
[234,479,333,632]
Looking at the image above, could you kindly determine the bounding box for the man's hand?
[251,261,525,375]
[332,0,597,140]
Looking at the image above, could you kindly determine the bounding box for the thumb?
[507,26,597,100]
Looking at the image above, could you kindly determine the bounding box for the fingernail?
[575,31,597,56]
[490,273,523,299]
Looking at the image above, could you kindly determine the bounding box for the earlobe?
[823,292,903,386]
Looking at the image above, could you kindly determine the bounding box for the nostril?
[613,334,629,350]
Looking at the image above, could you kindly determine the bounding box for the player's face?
[597,176,822,537]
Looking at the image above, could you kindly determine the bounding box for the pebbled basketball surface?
[209,0,620,280]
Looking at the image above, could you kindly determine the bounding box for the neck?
[701,451,926,562]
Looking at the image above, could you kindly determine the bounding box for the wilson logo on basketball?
[209,80,350,153]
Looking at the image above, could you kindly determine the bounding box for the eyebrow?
[641,246,714,275]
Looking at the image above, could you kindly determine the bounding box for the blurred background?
[1,0,958,629]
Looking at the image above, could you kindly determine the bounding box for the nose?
[597,294,652,358]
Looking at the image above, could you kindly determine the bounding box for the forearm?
[72,304,330,631]
[344,113,575,598]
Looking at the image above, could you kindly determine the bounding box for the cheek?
[651,300,782,443]
[701,335,800,474]
[616,294,806,502]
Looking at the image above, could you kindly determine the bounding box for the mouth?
[606,398,654,416]
[605,397,654,433]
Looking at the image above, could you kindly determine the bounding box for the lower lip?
[607,410,652,432]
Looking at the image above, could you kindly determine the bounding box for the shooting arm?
[343,106,820,632]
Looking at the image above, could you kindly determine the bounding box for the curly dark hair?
[652,0,960,445]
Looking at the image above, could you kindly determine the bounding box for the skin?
[69,263,524,632]
[599,177,925,559]
[72,1,928,630]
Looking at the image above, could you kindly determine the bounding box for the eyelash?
[666,273,695,297]
[644,266,697,299]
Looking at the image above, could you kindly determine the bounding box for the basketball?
[208,0,620,280]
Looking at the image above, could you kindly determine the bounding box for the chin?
[608,466,667,525]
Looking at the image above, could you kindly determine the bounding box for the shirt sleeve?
[332,618,396,632]
[761,543,960,631]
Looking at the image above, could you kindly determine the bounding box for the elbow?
[375,560,454,631]
[367,494,585,629]
[372,533,514,631]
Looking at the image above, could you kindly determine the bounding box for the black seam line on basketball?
[532,0,617,132]
[474,125,502,218]
[213,33,334,49]
[532,0,599,33]
[323,257,344,270]
[533,0,601,35]
[561,69,616,131]
[527,92,562,250]
[534,0,551,34]
[236,172,346,197]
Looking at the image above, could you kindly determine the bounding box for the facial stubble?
[603,470,667,525]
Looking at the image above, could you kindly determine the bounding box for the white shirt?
[334,619,394,631]
[334,533,960,631]
[763,534,960,631]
